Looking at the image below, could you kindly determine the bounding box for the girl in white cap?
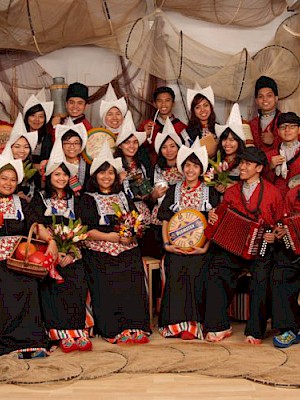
[79,140,151,344]
[114,111,152,245]
[99,83,127,138]
[157,140,219,340]
[58,122,89,196]
[150,116,183,258]
[186,85,217,145]
[28,140,93,353]
[23,89,54,170]
[2,113,39,202]
[0,154,49,358]
[213,103,246,193]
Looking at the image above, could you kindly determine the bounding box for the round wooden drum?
[199,134,217,158]
[82,127,116,164]
[167,209,207,251]
[0,124,12,154]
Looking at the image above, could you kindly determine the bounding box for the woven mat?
[1,328,300,388]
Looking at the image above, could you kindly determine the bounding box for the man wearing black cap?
[203,146,283,345]
[249,76,281,153]
[266,112,300,197]
[51,82,93,133]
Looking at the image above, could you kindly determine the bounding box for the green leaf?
[111,202,121,214]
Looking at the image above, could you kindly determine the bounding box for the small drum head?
[82,127,116,165]
[168,209,207,251]
[199,134,218,158]
[0,124,12,154]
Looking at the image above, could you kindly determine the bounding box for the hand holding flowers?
[112,203,147,241]
[48,216,88,259]
[203,150,234,188]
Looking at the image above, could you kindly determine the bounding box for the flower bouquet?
[203,150,234,188]
[112,203,147,239]
[49,216,88,258]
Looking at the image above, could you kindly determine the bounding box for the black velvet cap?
[255,75,278,97]
[66,82,89,102]
[277,112,300,127]
[238,146,268,167]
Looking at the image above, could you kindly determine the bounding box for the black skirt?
[159,252,205,327]
[0,262,48,355]
[83,247,150,338]
[39,260,88,331]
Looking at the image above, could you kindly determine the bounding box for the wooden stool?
[142,256,161,326]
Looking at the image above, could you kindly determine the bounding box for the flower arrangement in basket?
[203,150,234,188]
[48,216,88,257]
[112,203,147,239]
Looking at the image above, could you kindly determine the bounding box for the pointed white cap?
[23,89,54,124]
[45,135,77,176]
[215,103,245,141]
[0,154,24,184]
[99,83,127,121]
[90,139,123,175]
[55,122,87,153]
[2,113,38,158]
[187,84,215,111]
[176,139,208,175]
[115,110,146,147]
[154,117,182,154]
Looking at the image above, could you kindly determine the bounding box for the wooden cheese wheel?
[167,209,207,251]
[82,127,116,164]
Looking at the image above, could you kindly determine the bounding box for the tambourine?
[199,134,218,158]
[82,127,116,165]
[0,124,12,153]
[167,209,207,251]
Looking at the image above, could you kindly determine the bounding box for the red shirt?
[266,146,300,197]
[222,178,283,226]
[283,186,300,216]
[249,110,281,154]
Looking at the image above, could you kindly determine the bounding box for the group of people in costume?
[0,74,299,360]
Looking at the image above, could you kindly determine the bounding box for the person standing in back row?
[249,76,281,153]
[138,86,187,167]
[51,82,93,140]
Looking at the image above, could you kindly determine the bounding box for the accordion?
[205,204,266,260]
[281,214,300,255]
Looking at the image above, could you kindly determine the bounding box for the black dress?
[157,182,219,338]
[28,191,90,340]
[0,196,48,355]
[79,192,150,341]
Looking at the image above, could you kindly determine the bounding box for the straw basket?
[7,223,49,279]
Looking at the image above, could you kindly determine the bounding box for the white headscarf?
[115,111,146,147]
[176,139,208,175]
[90,139,122,175]
[2,113,38,159]
[23,88,54,124]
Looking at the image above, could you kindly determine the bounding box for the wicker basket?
[7,223,49,279]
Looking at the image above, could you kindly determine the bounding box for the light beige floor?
[1,322,300,400]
